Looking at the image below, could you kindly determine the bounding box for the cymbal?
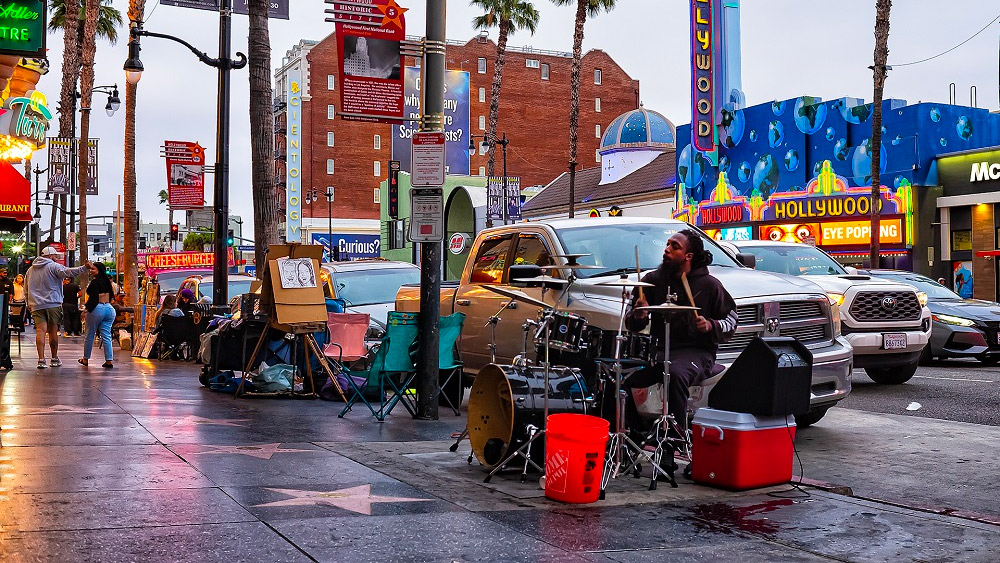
[550,253,591,260]
[513,275,569,285]
[636,304,699,312]
[542,264,603,270]
[596,279,655,288]
[482,285,550,309]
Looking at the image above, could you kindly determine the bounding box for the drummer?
[624,229,737,441]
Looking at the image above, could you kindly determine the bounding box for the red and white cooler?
[691,408,796,490]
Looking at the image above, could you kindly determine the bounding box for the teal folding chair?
[437,312,466,416]
[338,311,419,421]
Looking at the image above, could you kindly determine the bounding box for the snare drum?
[586,328,654,363]
[535,311,587,353]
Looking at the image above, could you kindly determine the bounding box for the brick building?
[274,33,639,244]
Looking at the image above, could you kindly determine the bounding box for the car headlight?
[932,313,976,327]
[916,291,928,307]
[830,302,842,336]
[827,292,845,306]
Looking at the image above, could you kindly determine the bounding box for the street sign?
[411,132,446,187]
[409,189,444,242]
[238,245,255,252]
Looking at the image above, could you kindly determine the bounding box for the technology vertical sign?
[284,67,303,242]
[690,0,717,154]
[0,1,46,57]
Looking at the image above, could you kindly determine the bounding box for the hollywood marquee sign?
[689,0,718,153]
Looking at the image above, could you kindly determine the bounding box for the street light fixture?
[325,187,335,261]
[468,132,510,227]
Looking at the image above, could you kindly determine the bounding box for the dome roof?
[600,108,676,152]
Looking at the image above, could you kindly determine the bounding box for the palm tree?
[48,0,123,44]
[551,0,615,218]
[248,0,279,276]
[869,0,891,266]
[122,0,146,311]
[157,188,174,248]
[471,0,540,178]
[75,0,101,272]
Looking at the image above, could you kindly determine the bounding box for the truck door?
[454,233,515,372]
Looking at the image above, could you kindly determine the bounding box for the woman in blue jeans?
[79,262,116,368]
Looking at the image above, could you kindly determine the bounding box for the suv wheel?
[864,362,918,384]
[794,406,829,427]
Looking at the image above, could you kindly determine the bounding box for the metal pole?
[212,0,233,311]
[416,0,446,420]
[501,134,508,225]
[69,108,77,266]
[328,191,333,260]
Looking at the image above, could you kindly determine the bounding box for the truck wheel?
[864,362,918,384]
[976,354,1000,366]
[794,407,829,427]
[918,346,933,366]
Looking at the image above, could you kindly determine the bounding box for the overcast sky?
[30,0,1000,234]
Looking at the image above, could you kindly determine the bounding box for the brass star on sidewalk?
[255,484,430,515]
[191,443,313,460]
[174,416,250,427]
[23,405,117,415]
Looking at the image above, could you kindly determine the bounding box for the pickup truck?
[396,217,853,426]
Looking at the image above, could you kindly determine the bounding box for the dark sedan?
[859,269,1000,365]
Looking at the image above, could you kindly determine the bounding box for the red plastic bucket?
[544,413,609,503]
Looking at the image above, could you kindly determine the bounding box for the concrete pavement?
[1,334,998,562]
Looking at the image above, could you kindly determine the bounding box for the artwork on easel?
[131,332,149,358]
[140,333,159,358]
[277,257,317,289]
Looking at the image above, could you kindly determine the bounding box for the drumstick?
[680,271,698,317]
[634,246,644,301]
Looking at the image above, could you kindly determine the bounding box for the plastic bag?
[253,363,294,392]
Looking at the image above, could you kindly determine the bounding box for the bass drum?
[468,363,590,469]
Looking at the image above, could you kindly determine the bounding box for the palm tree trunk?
[486,19,509,178]
[56,0,81,247]
[869,0,891,267]
[567,0,587,218]
[248,0,279,276]
[123,2,145,311]
[76,0,100,274]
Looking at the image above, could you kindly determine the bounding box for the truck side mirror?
[509,264,544,287]
[735,253,756,269]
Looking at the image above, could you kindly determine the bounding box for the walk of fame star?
[254,484,429,515]
[190,443,313,460]
[22,405,117,415]
[174,417,250,427]
[377,0,407,29]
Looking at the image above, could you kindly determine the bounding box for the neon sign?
[6,92,50,144]
[690,0,717,153]
[0,1,45,56]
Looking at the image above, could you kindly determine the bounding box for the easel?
[234,243,346,401]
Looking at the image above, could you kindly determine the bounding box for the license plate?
[883,333,907,350]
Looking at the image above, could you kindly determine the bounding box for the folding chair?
[337,311,419,421]
[157,314,197,361]
[7,300,26,355]
[324,312,370,364]
[437,312,466,416]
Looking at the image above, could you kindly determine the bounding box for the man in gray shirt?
[24,247,90,368]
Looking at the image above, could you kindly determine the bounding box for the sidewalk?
[1,334,998,562]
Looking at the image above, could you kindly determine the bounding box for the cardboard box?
[259,244,328,332]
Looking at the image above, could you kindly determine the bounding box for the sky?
[29,0,1000,235]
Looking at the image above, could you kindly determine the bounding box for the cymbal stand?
[600,278,649,498]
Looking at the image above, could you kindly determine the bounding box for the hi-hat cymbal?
[550,253,591,260]
[636,304,699,312]
[596,279,655,288]
[514,275,569,285]
[542,264,603,270]
[482,285,550,309]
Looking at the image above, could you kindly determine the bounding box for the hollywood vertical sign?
[690,0,717,154]
[285,68,303,242]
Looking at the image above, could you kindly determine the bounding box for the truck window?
[512,234,552,268]
[469,235,513,284]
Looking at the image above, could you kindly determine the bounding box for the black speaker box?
[708,336,813,416]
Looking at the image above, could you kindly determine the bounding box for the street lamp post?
[469,132,510,226]
[325,187,334,261]
[124,2,248,312]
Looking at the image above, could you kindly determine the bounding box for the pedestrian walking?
[24,247,89,369]
[62,277,82,336]
[0,267,14,296]
[79,262,116,369]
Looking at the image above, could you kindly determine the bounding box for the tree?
[471,0,539,177]
[48,0,123,44]
[551,0,615,218]
[156,188,174,248]
[869,0,891,267]
[248,0,279,277]
[183,231,213,252]
[76,0,101,275]
[122,0,145,313]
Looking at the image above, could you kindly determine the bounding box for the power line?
[889,10,1000,67]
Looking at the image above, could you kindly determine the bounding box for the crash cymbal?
[513,275,569,285]
[482,285,550,309]
[550,253,591,261]
[635,304,700,312]
[541,264,603,270]
[596,279,655,288]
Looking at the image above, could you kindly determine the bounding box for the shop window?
[952,230,972,251]
[469,235,513,284]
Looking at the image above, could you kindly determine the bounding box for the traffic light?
[388,160,400,219]
[227,229,235,246]
[169,224,179,241]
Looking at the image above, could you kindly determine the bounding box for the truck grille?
[849,291,921,322]
[780,301,823,320]
[736,305,760,325]
[782,324,829,342]
[719,332,756,352]
[719,299,831,354]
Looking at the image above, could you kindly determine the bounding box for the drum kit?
[462,252,700,494]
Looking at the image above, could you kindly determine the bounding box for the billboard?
[334,0,406,122]
[160,0,290,19]
[163,141,206,210]
[285,66,303,241]
[392,67,470,176]
[312,233,381,260]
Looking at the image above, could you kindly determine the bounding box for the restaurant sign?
[143,249,235,271]
[0,90,50,161]
[0,1,45,57]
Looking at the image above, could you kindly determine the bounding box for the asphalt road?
[837,358,1000,426]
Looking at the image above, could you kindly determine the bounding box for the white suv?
[725,240,931,384]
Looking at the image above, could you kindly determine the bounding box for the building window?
[479,166,486,176]
[526,59,539,68]
[373,134,381,150]
[327,159,335,174]
[596,149,600,162]
[479,143,487,156]
[595,97,601,112]
[478,58,487,74]
[374,161,381,177]
[373,188,381,204]
[541,63,550,80]
[389,220,406,250]
[327,131,335,147]
[596,124,601,138]
[594,68,602,84]
[952,230,972,251]
[479,87,486,103]
[327,104,335,119]
[479,115,486,130]
[327,75,335,90]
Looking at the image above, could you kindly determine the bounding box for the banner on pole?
[486,177,521,221]
[285,66,304,242]
[84,139,98,196]
[160,0,290,19]
[46,137,71,195]
[332,0,406,122]
[163,141,206,210]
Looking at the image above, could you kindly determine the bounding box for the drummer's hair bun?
[678,229,714,269]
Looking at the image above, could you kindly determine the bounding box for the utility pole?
[415,0,446,420]
[212,0,234,312]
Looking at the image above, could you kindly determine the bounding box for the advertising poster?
[335,0,406,122]
[392,67,470,175]
[163,141,206,209]
[160,0,290,19]
[311,233,381,260]
[953,261,973,299]
[47,137,71,195]
[486,177,521,221]
[84,139,98,195]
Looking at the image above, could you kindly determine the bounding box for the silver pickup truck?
[396,217,853,425]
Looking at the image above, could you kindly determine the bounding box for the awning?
[0,161,30,222]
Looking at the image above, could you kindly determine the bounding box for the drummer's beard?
[657,258,681,278]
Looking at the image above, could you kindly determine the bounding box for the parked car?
[723,240,931,385]
[320,260,421,338]
[858,269,1000,365]
[153,269,213,301]
[179,273,257,306]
